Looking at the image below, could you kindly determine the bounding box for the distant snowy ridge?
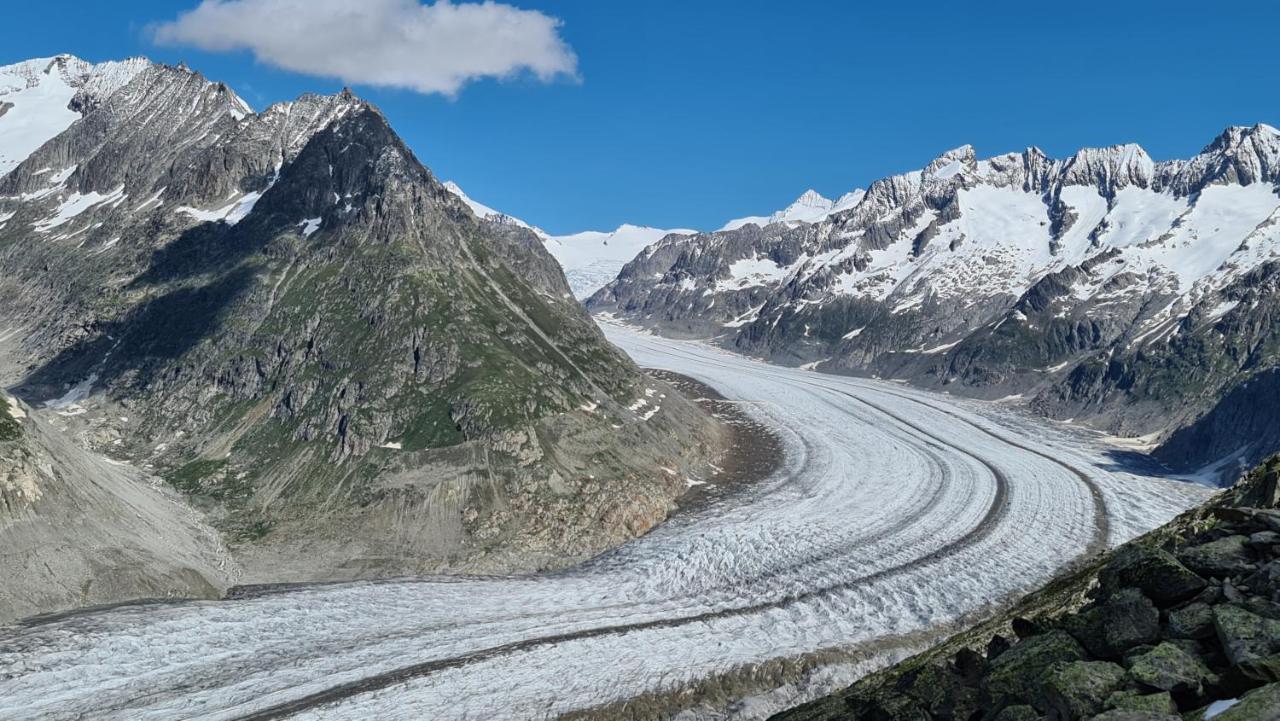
[443,180,694,298]
[720,187,867,231]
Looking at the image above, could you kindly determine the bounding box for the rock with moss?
[1101,589,1162,653]
[986,631,1087,706]
[1042,660,1128,720]
[1167,602,1216,640]
[1097,546,1207,608]
[1127,642,1217,698]
[1213,605,1280,666]
[992,705,1042,721]
[1201,682,1280,721]
[1085,711,1179,721]
[1178,536,1256,579]
[1104,689,1176,714]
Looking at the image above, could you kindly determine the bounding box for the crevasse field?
[0,324,1209,721]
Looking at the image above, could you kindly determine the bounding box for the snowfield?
[0,324,1209,721]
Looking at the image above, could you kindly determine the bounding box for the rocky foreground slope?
[590,129,1280,478]
[774,457,1280,721]
[0,55,724,615]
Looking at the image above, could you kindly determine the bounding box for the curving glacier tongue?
[0,325,1209,721]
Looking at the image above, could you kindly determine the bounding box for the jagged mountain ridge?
[590,126,1280,477]
[0,54,152,177]
[0,55,724,593]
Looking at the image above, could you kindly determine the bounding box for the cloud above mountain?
[151,0,578,96]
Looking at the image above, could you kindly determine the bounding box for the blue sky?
[5,1,1279,234]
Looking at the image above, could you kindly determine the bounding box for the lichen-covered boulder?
[1127,642,1217,697]
[1063,607,1113,659]
[992,704,1042,721]
[1098,546,1207,607]
[1101,589,1162,652]
[1042,660,1128,720]
[1177,536,1255,579]
[1104,690,1176,715]
[1213,605,1280,666]
[986,631,1087,706]
[1203,682,1280,721]
[1243,560,1280,597]
[1085,711,1179,721]
[1167,602,1215,640]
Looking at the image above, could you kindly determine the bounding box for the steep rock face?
[591,126,1280,477]
[0,59,724,587]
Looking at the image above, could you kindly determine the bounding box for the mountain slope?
[0,391,234,623]
[590,127,1280,478]
[0,57,725,591]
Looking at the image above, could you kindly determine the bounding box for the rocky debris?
[0,393,235,623]
[772,456,1280,721]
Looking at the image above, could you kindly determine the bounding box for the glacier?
[0,323,1210,721]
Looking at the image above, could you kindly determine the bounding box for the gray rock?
[1042,660,1128,720]
[1101,589,1162,652]
[1098,546,1208,608]
[1214,605,1280,666]
[1178,536,1256,578]
[986,631,1087,706]
[1127,642,1217,696]
[1168,602,1217,640]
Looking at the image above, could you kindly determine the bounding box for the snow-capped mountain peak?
[0,54,151,177]
[719,186,868,231]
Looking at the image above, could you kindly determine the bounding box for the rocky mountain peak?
[790,188,832,208]
[925,144,977,178]
[1060,142,1156,196]
[1170,122,1280,194]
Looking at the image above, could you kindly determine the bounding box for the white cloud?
[151,0,579,96]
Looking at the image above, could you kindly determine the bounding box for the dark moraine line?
[649,342,1110,555]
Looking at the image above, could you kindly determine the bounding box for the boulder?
[1177,536,1256,578]
[1085,711,1179,720]
[1246,531,1279,549]
[1167,602,1215,640]
[1213,605,1280,666]
[1063,607,1113,659]
[1098,547,1207,607]
[1242,560,1280,597]
[1101,589,1161,652]
[1234,653,1280,686]
[1127,642,1217,697]
[987,631,1087,706]
[992,704,1042,721]
[1042,660,1128,720]
[1205,682,1280,721]
[1104,690,1176,714]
